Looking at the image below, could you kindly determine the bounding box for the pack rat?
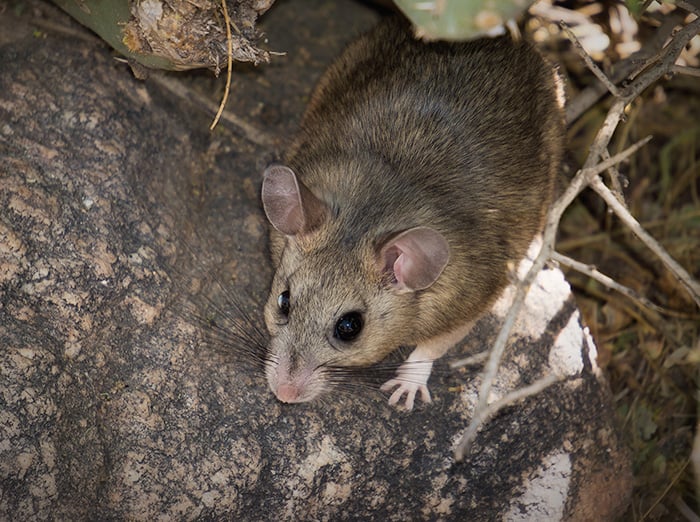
[260,16,565,409]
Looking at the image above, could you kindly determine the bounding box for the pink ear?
[261,165,327,236]
[379,227,449,291]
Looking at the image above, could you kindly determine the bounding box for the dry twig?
[454,137,654,459]
[151,74,273,147]
[455,374,562,461]
[641,460,691,520]
[551,251,696,319]
[589,175,700,307]
[454,10,700,460]
[449,350,488,369]
[558,21,621,97]
[210,0,234,131]
[565,8,688,123]
[671,65,700,78]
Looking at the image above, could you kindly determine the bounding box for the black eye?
[334,312,363,341]
[278,290,290,316]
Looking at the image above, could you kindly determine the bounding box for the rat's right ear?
[378,227,450,292]
[261,165,328,236]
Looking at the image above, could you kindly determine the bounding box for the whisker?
[157,221,273,374]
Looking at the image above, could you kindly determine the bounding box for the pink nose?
[276,384,301,403]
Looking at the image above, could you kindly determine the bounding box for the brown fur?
[262,17,565,403]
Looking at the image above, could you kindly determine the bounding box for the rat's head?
[260,164,449,404]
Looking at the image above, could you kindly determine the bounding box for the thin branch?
[589,176,700,308]
[557,208,700,250]
[559,21,621,97]
[558,135,651,222]
[454,374,563,460]
[584,100,629,171]
[449,350,488,369]
[458,262,538,460]
[565,9,686,123]
[671,65,700,78]
[454,9,700,459]
[551,251,697,319]
[620,15,700,102]
[600,148,626,204]
[641,459,691,521]
[676,0,700,17]
[210,0,234,131]
[452,137,652,460]
[150,74,273,147]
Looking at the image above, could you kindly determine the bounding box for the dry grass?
[563,100,699,520]
[544,1,700,518]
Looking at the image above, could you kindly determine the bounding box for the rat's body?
[261,17,565,408]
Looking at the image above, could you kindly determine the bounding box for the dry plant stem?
[454,271,539,459]
[449,350,488,368]
[451,136,652,380]
[558,208,700,250]
[671,65,700,78]
[565,9,686,123]
[641,460,691,521]
[551,251,690,317]
[585,99,628,169]
[150,74,273,147]
[621,15,700,100]
[210,0,234,131]
[600,148,625,204]
[452,138,649,460]
[453,142,645,455]
[559,21,621,97]
[672,497,700,522]
[677,0,700,17]
[454,374,562,460]
[454,15,700,459]
[589,175,700,307]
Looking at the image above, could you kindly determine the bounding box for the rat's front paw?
[380,379,431,410]
[380,359,434,410]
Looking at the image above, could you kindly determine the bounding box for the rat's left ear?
[261,164,328,236]
[378,227,449,292]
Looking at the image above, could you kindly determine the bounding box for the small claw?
[391,384,411,408]
[379,379,398,393]
[419,385,432,404]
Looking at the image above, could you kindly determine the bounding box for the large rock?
[0,1,631,519]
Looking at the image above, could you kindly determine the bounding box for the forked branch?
[454,6,700,460]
